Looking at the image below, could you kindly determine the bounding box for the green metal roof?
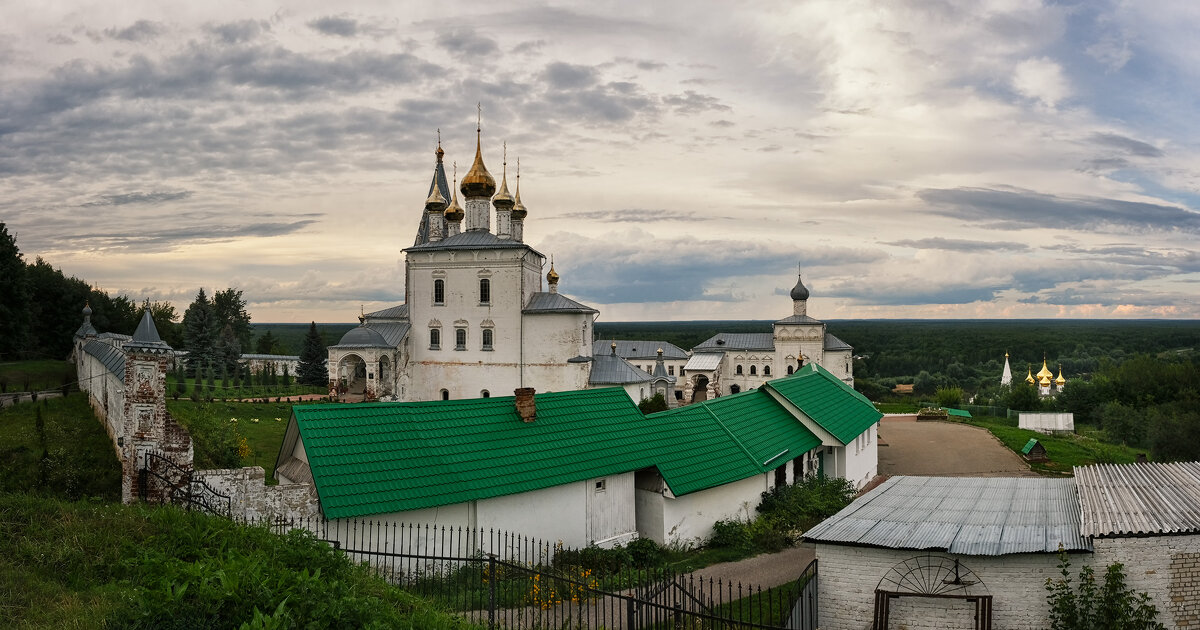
[646,389,822,496]
[1022,438,1041,455]
[946,408,972,418]
[764,363,882,445]
[293,383,829,519]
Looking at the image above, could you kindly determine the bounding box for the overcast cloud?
[1,0,1197,322]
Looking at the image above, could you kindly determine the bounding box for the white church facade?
[327,126,852,404]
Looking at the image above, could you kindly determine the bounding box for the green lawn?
[165,373,325,401]
[166,400,296,478]
[0,394,120,501]
[0,360,77,393]
[955,414,1144,475]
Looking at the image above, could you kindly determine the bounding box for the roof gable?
[764,363,881,444]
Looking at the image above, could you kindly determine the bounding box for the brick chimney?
[514,387,536,423]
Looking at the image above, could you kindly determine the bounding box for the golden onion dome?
[511,156,527,220]
[547,260,560,285]
[1036,357,1053,380]
[460,126,496,199]
[1025,367,1035,384]
[493,144,515,209]
[1039,375,1052,386]
[445,170,464,222]
[1056,367,1066,385]
[424,169,446,212]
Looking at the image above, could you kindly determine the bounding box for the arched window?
[429,328,441,350]
[730,384,741,394]
[455,328,466,350]
[735,364,743,375]
[787,365,794,375]
[764,365,771,376]
[482,328,493,350]
[750,365,757,376]
[441,389,450,400]
[481,390,490,398]
[479,278,490,304]
[433,279,445,305]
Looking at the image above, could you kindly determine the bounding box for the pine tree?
[182,289,216,377]
[297,322,328,386]
[215,322,241,374]
[0,223,31,361]
[282,364,291,387]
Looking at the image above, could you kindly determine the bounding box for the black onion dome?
[790,274,810,300]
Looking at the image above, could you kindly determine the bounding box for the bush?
[638,393,669,414]
[935,386,964,408]
[707,519,752,550]
[552,544,632,574]
[626,537,665,568]
[756,474,857,533]
[1045,550,1164,630]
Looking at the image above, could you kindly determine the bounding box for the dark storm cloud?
[68,220,320,252]
[662,90,730,114]
[104,20,166,42]
[558,208,733,223]
[918,187,1200,232]
[308,16,360,37]
[886,237,1030,252]
[81,191,193,207]
[436,28,499,59]
[542,62,599,89]
[1089,132,1163,158]
[205,20,267,44]
[1018,287,1179,307]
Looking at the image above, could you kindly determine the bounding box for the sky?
[2,0,1198,323]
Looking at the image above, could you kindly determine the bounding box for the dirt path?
[878,415,1037,477]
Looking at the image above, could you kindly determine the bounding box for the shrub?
[756,474,857,533]
[708,519,752,550]
[935,386,964,408]
[626,537,665,568]
[1045,549,1164,630]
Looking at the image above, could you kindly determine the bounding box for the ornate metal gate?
[139,451,232,517]
[873,554,992,630]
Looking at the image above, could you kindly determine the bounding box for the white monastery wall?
[843,422,879,488]
[478,480,591,548]
[195,466,319,522]
[662,473,771,547]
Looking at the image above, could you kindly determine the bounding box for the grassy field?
[0,493,481,629]
[0,360,77,393]
[954,414,1144,475]
[166,400,295,478]
[0,394,120,501]
[165,373,325,401]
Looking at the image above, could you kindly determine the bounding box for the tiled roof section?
[406,229,544,256]
[693,333,775,352]
[593,340,689,360]
[294,388,657,519]
[364,304,409,320]
[765,363,880,444]
[775,314,823,325]
[589,353,652,385]
[804,476,1091,555]
[1075,462,1200,538]
[524,292,598,314]
[647,389,821,496]
[824,333,852,351]
[684,353,723,372]
[83,340,126,379]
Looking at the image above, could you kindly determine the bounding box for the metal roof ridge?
[701,398,762,471]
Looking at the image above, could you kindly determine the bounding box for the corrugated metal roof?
[1075,462,1200,538]
[684,353,723,372]
[83,340,126,379]
[589,353,652,385]
[523,292,598,314]
[364,304,408,320]
[693,333,775,352]
[804,476,1091,555]
[824,332,852,351]
[765,363,881,445]
[593,340,689,360]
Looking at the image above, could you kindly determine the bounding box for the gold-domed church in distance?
[326,115,852,406]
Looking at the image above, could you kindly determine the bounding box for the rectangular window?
[594,479,606,492]
[482,328,493,351]
[433,279,445,305]
[479,278,490,304]
[455,328,466,350]
[668,365,675,376]
[430,328,440,350]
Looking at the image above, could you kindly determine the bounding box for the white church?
[326,125,853,404]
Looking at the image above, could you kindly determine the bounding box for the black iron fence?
[274,517,817,629]
[139,451,231,517]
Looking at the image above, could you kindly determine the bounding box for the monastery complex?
[326,125,854,407]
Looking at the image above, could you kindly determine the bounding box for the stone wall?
[195,466,320,522]
[1170,552,1200,629]
[1094,535,1200,629]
